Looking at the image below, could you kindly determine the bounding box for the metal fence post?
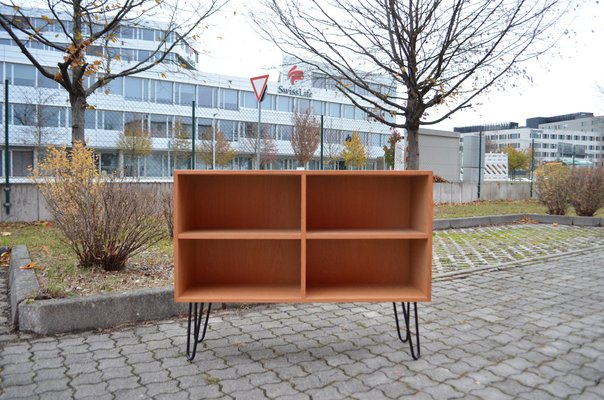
[320,114,324,170]
[477,131,482,200]
[191,100,196,170]
[4,79,10,215]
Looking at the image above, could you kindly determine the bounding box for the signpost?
[250,75,269,169]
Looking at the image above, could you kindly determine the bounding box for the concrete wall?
[434,181,532,203]
[1,181,534,222]
[0,182,172,222]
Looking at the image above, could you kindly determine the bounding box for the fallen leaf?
[20,262,38,270]
[552,223,559,228]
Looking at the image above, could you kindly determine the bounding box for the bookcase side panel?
[409,239,432,301]
[409,174,434,232]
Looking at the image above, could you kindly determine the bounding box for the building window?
[13,64,36,86]
[355,107,366,120]
[12,150,34,176]
[12,104,36,126]
[102,111,123,131]
[125,77,143,101]
[198,86,214,108]
[179,83,195,105]
[85,110,96,130]
[277,96,293,112]
[343,105,354,119]
[197,118,213,139]
[327,103,341,118]
[297,98,311,114]
[124,112,149,132]
[240,91,257,108]
[221,89,238,110]
[103,76,122,96]
[219,120,237,141]
[311,100,325,115]
[150,114,167,138]
[98,152,119,174]
[37,69,59,88]
[156,81,173,104]
[39,105,64,127]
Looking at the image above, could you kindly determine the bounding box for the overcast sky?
[200,0,603,131]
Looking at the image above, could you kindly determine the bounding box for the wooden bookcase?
[174,170,432,304]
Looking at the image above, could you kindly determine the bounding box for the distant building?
[457,112,604,168]
[526,112,594,129]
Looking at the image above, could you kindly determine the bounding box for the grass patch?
[0,222,173,298]
[434,200,603,219]
[2,199,602,298]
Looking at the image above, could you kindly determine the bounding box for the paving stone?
[38,390,72,400]
[2,240,604,400]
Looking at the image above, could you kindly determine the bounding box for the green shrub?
[568,167,604,217]
[31,143,165,271]
[534,163,570,215]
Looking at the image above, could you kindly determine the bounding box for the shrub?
[534,163,570,215]
[31,142,165,271]
[568,167,604,217]
[161,190,174,239]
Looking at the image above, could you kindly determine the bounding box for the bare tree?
[198,128,236,169]
[257,0,569,169]
[171,118,192,170]
[241,122,278,169]
[291,109,320,168]
[117,115,152,177]
[0,0,226,146]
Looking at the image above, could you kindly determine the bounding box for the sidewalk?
[1,247,603,399]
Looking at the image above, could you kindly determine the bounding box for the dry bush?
[568,167,604,217]
[161,190,174,239]
[31,142,165,271]
[534,163,570,215]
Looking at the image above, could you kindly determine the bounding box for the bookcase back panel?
[306,239,411,285]
[179,239,301,286]
[176,174,301,230]
[306,175,416,230]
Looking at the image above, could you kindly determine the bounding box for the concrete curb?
[8,245,41,326]
[9,213,602,335]
[18,287,188,335]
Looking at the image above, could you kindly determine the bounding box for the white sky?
[200,0,604,131]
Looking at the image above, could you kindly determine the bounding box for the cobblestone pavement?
[432,223,604,275]
[1,246,603,399]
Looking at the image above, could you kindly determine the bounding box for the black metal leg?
[186,303,212,361]
[393,302,421,360]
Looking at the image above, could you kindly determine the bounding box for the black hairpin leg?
[186,303,212,361]
[393,302,420,360]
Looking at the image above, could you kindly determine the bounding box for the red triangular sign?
[250,74,269,102]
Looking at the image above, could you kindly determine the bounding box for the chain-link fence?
[2,72,393,179]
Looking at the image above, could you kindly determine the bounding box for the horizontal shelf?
[306,229,429,240]
[176,284,302,303]
[178,229,302,240]
[305,284,430,302]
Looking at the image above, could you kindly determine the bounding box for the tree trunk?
[406,126,420,170]
[70,93,87,146]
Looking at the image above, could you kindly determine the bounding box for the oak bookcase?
[173,170,432,304]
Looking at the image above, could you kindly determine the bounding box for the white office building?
[0,10,396,177]
[457,122,604,167]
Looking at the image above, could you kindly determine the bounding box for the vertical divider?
[300,171,307,299]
